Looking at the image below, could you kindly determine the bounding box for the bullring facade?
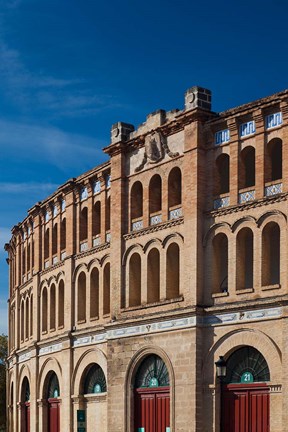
[5,86,288,432]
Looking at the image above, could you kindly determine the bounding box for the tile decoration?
[239,189,255,204]
[239,120,255,138]
[213,196,230,209]
[169,207,183,220]
[266,112,282,129]
[265,182,282,197]
[215,129,230,145]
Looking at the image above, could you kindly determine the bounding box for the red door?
[135,387,170,432]
[48,399,60,432]
[25,402,30,432]
[222,384,269,432]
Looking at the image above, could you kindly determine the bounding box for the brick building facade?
[5,86,288,431]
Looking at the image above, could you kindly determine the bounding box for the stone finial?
[185,86,212,111]
[111,122,135,144]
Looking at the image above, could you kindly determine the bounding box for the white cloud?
[0,119,106,171]
[0,182,59,194]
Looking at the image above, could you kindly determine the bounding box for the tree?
[0,334,8,432]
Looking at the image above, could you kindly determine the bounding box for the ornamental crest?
[135,131,179,172]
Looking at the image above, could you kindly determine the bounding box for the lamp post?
[215,356,227,432]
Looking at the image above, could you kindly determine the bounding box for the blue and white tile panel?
[265,182,282,197]
[150,214,162,225]
[80,241,88,252]
[39,343,63,356]
[213,196,230,209]
[266,112,282,129]
[61,199,66,212]
[72,306,281,348]
[169,207,183,220]
[93,180,101,194]
[80,187,88,201]
[239,120,256,138]
[106,232,111,243]
[93,236,101,247]
[18,351,31,363]
[53,205,58,217]
[132,219,144,231]
[239,189,255,204]
[106,175,111,188]
[215,129,230,145]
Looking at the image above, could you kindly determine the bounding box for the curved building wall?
[5,87,288,432]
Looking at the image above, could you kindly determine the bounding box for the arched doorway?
[222,346,270,432]
[47,372,60,432]
[134,355,170,432]
[81,364,107,431]
[20,377,30,432]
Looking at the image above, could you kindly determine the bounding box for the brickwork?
[5,87,288,431]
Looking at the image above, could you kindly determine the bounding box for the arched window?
[147,249,160,303]
[262,222,280,286]
[149,175,162,217]
[224,346,270,384]
[77,272,86,322]
[105,196,111,232]
[42,287,48,333]
[239,146,255,189]
[20,300,24,341]
[83,364,107,394]
[50,284,56,330]
[212,233,228,293]
[103,263,110,315]
[32,240,34,269]
[236,228,253,290]
[215,154,230,195]
[25,298,29,339]
[60,219,66,252]
[134,355,170,432]
[58,280,64,328]
[27,244,31,272]
[47,372,60,399]
[22,247,26,276]
[135,355,170,388]
[79,208,88,242]
[92,201,101,238]
[52,224,57,256]
[168,167,182,208]
[129,253,141,307]
[90,268,99,319]
[44,229,49,261]
[21,377,30,432]
[30,294,33,338]
[131,181,143,220]
[266,138,282,182]
[166,243,180,299]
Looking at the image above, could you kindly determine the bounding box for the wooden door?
[223,384,269,432]
[25,402,30,432]
[135,387,170,432]
[48,399,60,432]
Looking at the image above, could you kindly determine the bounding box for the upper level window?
[93,180,101,194]
[61,199,66,212]
[265,112,282,130]
[215,154,230,195]
[80,187,88,201]
[239,121,255,138]
[215,129,230,145]
[265,138,282,183]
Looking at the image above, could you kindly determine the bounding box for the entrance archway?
[222,346,270,432]
[20,378,30,432]
[134,354,170,432]
[46,372,60,432]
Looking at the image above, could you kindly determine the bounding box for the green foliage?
[0,334,7,430]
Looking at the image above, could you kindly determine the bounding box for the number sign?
[241,371,254,383]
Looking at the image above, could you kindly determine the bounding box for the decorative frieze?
[18,351,31,363]
[39,343,63,356]
[80,241,88,252]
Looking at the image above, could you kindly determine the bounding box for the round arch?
[202,328,282,386]
[72,348,107,396]
[125,346,175,432]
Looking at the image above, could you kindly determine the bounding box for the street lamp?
[215,356,227,381]
[215,356,227,432]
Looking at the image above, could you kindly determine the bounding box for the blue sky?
[0,0,288,333]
